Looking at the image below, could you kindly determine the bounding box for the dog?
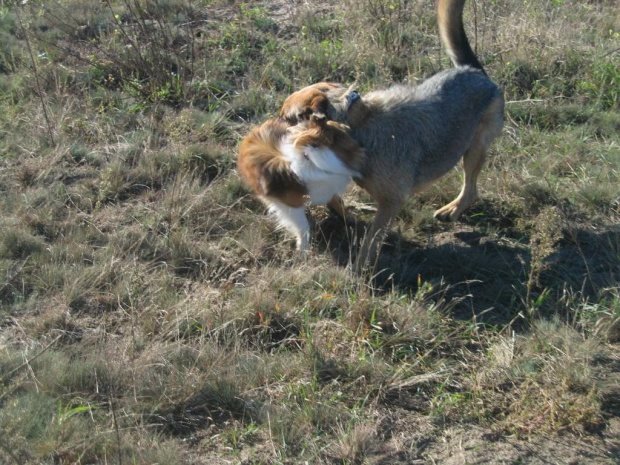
[280,0,505,266]
[237,115,365,252]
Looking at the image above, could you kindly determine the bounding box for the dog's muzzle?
[346,91,360,110]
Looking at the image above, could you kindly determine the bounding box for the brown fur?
[281,83,341,124]
[238,116,365,250]
[238,119,308,208]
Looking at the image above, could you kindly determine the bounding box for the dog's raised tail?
[437,0,485,73]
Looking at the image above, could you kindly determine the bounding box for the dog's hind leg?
[434,97,504,222]
[433,137,486,222]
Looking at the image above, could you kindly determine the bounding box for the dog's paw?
[433,204,461,222]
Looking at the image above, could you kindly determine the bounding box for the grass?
[0,0,619,463]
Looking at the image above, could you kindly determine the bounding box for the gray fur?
[351,68,502,199]
[318,67,502,205]
[313,65,504,266]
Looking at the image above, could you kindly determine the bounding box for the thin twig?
[3,334,62,381]
[15,7,56,147]
[472,0,478,55]
[506,99,545,104]
[109,395,124,465]
[601,46,620,58]
[0,258,29,295]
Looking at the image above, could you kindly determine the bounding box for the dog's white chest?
[280,142,358,205]
[305,172,351,205]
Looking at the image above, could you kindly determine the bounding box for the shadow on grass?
[158,381,261,436]
[314,206,620,326]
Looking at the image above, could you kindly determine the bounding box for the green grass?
[0,0,619,463]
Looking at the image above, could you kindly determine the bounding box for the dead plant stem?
[15,7,55,147]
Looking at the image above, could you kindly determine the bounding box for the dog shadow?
[314,207,619,326]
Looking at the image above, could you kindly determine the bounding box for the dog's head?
[286,114,365,174]
[280,82,367,127]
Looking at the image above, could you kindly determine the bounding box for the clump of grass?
[0,226,46,260]
[524,206,563,306]
[330,422,378,464]
[470,317,604,436]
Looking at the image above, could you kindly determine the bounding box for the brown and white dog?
[237,115,364,251]
[279,0,505,266]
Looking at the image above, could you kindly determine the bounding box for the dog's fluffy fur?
[237,116,364,251]
[280,0,505,265]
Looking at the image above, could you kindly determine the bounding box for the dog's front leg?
[268,200,311,254]
[355,201,401,272]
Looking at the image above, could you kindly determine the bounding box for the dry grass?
[0,0,619,463]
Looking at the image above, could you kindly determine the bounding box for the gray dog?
[280,0,504,266]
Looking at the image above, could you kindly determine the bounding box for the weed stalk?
[15,7,55,147]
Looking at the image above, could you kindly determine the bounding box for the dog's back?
[352,68,502,194]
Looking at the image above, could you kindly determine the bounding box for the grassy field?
[0,0,619,463]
